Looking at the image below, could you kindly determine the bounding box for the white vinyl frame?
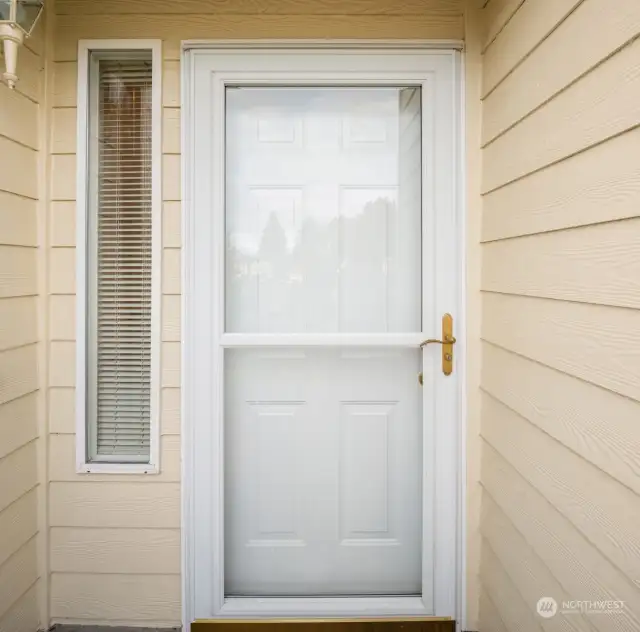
[75,39,163,474]
[182,41,466,629]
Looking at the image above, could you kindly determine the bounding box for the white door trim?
[181,42,465,628]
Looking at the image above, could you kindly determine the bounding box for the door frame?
[181,41,466,628]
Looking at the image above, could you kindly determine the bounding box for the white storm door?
[186,48,461,620]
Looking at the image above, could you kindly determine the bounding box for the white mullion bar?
[220,333,425,347]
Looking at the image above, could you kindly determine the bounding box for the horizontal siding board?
[481,0,524,51]
[478,589,509,632]
[482,394,640,586]
[11,46,41,104]
[481,343,640,493]
[162,294,181,342]
[481,292,640,402]
[23,20,44,57]
[52,107,77,154]
[54,14,463,60]
[483,38,640,192]
[0,138,38,200]
[482,128,640,241]
[0,392,38,461]
[0,247,37,298]
[482,0,582,97]
[483,0,640,144]
[53,62,77,107]
[482,218,640,308]
[0,192,37,247]
[162,107,181,154]
[481,493,589,632]
[0,345,38,406]
[163,248,181,294]
[163,202,181,248]
[0,441,38,514]
[49,341,76,388]
[162,342,181,388]
[49,434,180,482]
[162,61,180,108]
[0,297,38,351]
[0,583,39,632]
[49,388,75,434]
[478,542,541,632]
[0,489,37,569]
[0,538,38,622]
[50,201,76,247]
[49,294,75,341]
[51,154,76,201]
[50,527,180,574]
[0,85,39,150]
[482,444,640,631]
[162,154,181,200]
[50,573,181,623]
[49,482,180,528]
[57,0,463,15]
[161,388,181,436]
[49,248,75,294]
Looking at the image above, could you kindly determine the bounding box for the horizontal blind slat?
[92,53,153,460]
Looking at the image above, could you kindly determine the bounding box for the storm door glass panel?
[225,87,422,333]
[224,87,424,597]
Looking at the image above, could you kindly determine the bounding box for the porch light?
[0,0,44,89]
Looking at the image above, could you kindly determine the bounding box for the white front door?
[184,46,462,621]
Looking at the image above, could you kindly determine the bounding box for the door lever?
[419,313,456,377]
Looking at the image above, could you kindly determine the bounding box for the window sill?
[77,462,159,475]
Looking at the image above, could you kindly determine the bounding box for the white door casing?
[182,43,464,624]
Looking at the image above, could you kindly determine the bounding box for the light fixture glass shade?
[16,0,44,34]
[0,0,44,34]
[0,1,13,21]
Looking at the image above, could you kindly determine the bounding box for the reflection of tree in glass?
[258,212,288,278]
[226,196,398,332]
[340,196,395,268]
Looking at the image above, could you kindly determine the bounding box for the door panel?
[225,348,423,596]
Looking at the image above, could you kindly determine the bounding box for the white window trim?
[75,39,163,474]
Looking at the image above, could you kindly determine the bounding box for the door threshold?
[191,618,455,631]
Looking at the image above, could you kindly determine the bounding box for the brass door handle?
[419,335,457,347]
[419,313,456,377]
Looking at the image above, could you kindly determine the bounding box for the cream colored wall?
[0,18,45,632]
[47,0,466,627]
[478,0,640,630]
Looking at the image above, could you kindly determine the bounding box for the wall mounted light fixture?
[0,0,44,89]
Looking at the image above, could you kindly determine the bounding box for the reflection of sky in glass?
[225,87,422,333]
[227,88,402,255]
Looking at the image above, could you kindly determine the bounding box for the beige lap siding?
[47,0,464,626]
[0,17,45,632]
[478,0,640,630]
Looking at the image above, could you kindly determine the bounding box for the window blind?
[89,55,153,461]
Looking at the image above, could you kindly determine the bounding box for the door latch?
[418,313,456,381]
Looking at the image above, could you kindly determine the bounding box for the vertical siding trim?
[463,3,484,628]
[38,2,56,627]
